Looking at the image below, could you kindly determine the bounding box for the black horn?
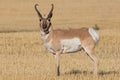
[34,4,43,19]
[47,4,54,19]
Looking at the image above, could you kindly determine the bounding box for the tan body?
[41,28,95,54]
[35,4,100,76]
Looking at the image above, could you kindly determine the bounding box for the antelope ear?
[47,4,54,19]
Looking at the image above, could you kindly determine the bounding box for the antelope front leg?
[54,51,61,76]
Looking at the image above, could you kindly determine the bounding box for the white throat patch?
[40,31,49,41]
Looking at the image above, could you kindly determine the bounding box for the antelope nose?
[43,24,47,29]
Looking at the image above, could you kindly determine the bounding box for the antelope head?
[34,4,54,34]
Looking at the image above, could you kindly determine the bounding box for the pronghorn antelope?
[34,4,100,76]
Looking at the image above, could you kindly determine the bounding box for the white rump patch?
[60,38,82,53]
[89,28,100,43]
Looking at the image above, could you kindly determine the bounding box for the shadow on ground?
[98,70,119,75]
[64,70,119,75]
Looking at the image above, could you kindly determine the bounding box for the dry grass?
[0,0,120,80]
[0,29,120,80]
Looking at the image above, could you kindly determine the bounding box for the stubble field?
[0,0,120,80]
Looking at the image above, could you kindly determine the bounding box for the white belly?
[44,38,82,54]
[60,38,81,53]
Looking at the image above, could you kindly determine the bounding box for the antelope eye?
[48,19,51,21]
[39,19,42,21]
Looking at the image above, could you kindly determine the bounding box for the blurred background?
[0,0,120,32]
